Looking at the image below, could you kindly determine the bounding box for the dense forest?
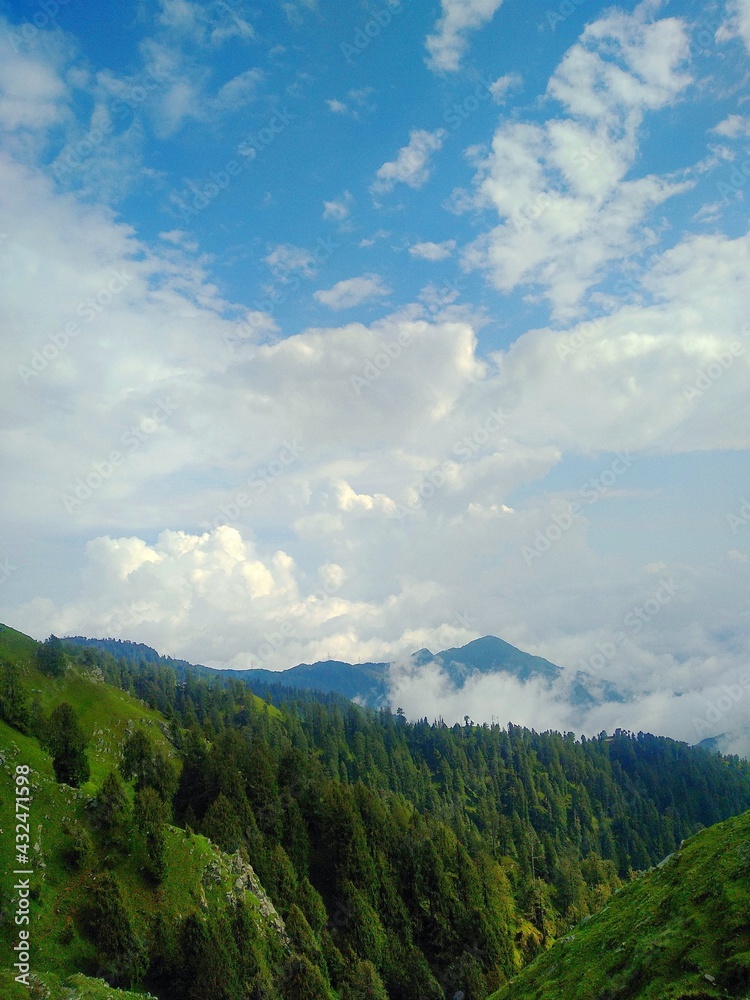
[2,628,750,999]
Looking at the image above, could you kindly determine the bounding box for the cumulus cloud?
[409,240,456,261]
[313,274,390,310]
[459,5,693,319]
[712,113,750,137]
[426,0,506,73]
[370,129,447,196]
[323,191,353,221]
[264,243,318,281]
[489,72,521,103]
[157,0,255,45]
[91,10,261,141]
[2,4,749,757]
[282,0,319,27]
[326,87,375,119]
[717,0,750,52]
[0,22,72,161]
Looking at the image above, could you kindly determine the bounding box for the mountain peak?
[423,634,562,685]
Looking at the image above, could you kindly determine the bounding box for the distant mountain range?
[65,633,625,711]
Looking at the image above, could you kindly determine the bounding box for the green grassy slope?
[489,809,750,1000]
[0,625,285,1000]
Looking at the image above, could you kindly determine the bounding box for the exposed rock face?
[228,850,289,943]
[200,846,288,945]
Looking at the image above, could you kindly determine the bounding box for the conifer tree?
[94,770,130,847]
[36,635,66,676]
[134,786,168,884]
[47,702,90,786]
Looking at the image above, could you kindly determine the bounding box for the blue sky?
[1,0,749,748]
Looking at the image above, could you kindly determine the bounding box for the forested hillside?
[1,624,749,999]
[489,808,750,999]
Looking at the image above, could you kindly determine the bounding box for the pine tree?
[93,770,129,847]
[46,702,90,786]
[83,871,146,986]
[134,786,168,884]
[36,635,66,676]
[201,792,243,853]
[0,659,30,731]
[279,954,333,1000]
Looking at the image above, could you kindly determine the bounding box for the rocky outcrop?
[200,845,288,945]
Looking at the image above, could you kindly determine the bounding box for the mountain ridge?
[3,622,750,998]
[64,633,573,704]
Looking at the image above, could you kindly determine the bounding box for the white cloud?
[494,230,750,454]
[1,5,749,757]
[717,0,750,52]
[548,7,692,124]
[50,101,147,203]
[157,0,255,45]
[489,72,522,103]
[371,128,447,196]
[359,230,390,248]
[712,113,750,137]
[282,0,319,27]
[323,191,353,221]
[409,240,456,261]
[460,6,694,318]
[325,87,375,119]
[1,151,749,749]
[92,23,262,141]
[0,27,71,151]
[264,243,317,281]
[214,69,264,111]
[426,0,506,73]
[313,274,390,310]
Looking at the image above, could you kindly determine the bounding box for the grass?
[0,624,284,999]
[489,809,750,999]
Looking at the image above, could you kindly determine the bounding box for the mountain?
[489,807,750,999]
[412,635,563,685]
[65,632,622,709]
[6,622,750,998]
[232,657,391,702]
[0,625,289,1000]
